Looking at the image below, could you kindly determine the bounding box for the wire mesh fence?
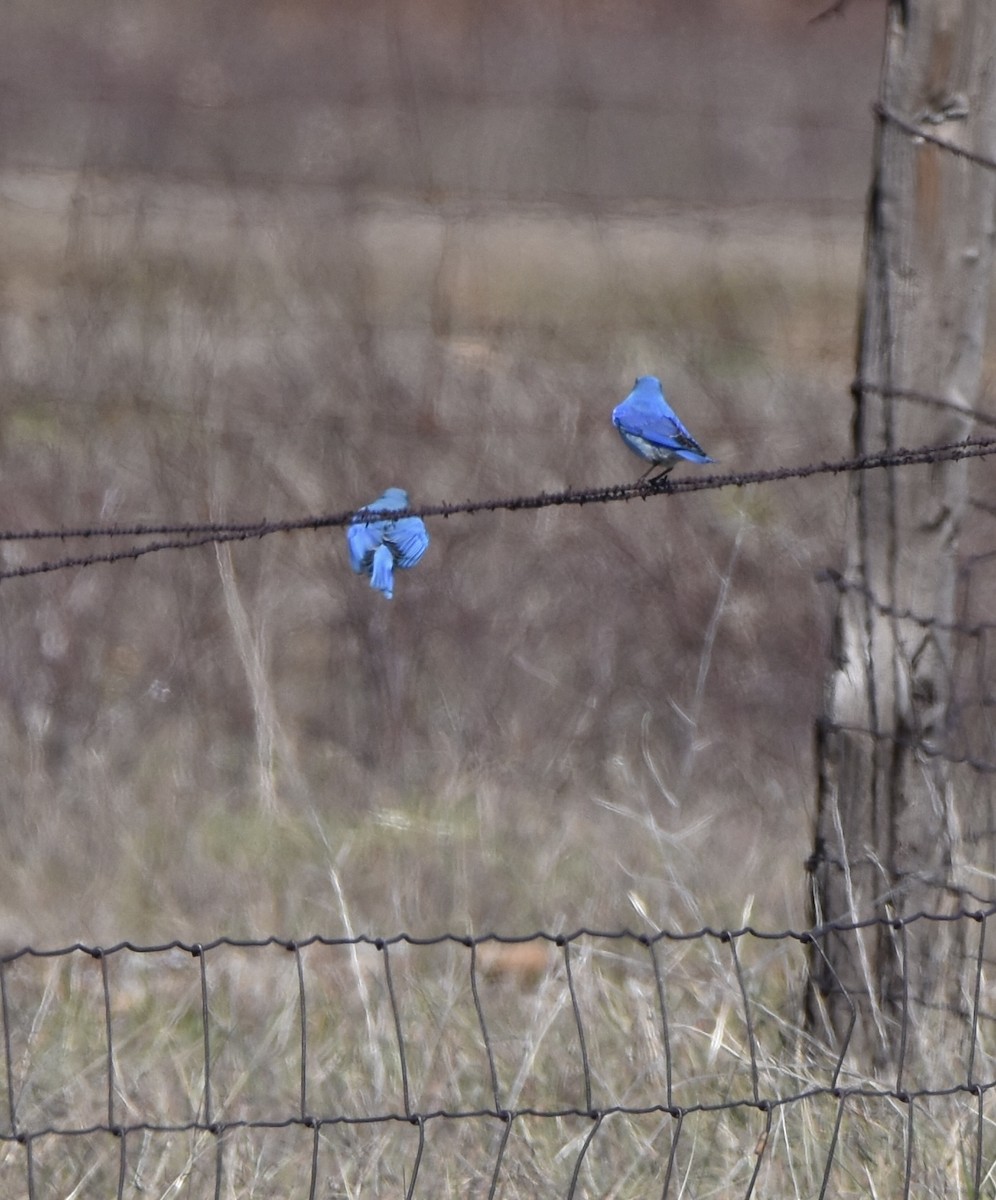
[3,913,996,1199]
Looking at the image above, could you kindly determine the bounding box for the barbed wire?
[817,718,996,775]
[2,101,989,226]
[852,377,996,429]
[0,436,994,584]
[817,568,996,636]
[876,102,996,172]
[2,911,996,1198]
[1,86,864,126]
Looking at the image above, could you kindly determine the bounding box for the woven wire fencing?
[4,914,996,1200]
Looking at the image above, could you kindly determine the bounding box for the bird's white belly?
[619,429,678,465]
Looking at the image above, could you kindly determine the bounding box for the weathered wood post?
[808,0,996,1064]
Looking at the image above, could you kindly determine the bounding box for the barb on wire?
[1,436,994,584]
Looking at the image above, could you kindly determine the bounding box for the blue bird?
[612,375,714,484]
[347,487,429,600]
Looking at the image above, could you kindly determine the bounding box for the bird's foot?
[647,470,674,492]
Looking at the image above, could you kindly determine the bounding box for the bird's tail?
[370,544,395,599]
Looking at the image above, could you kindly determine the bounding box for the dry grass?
[1,929,994,1197]
[1,3,995,1192]
[0,183,871,1193]
[0,203,991,1191]
[0,189,854,949]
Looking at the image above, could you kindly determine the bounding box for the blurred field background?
[0,0,888,952]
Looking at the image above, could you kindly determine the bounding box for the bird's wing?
[622,395,710,451]
[654,421,707,456]
[616,405,682,446]
[346,517,383,573]
[389,518,430,568]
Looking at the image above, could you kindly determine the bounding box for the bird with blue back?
[347,487,429,600]
[612,375,714,485]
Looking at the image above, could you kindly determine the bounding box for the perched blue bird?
[612,375,714,483]
[346,487,429,600]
